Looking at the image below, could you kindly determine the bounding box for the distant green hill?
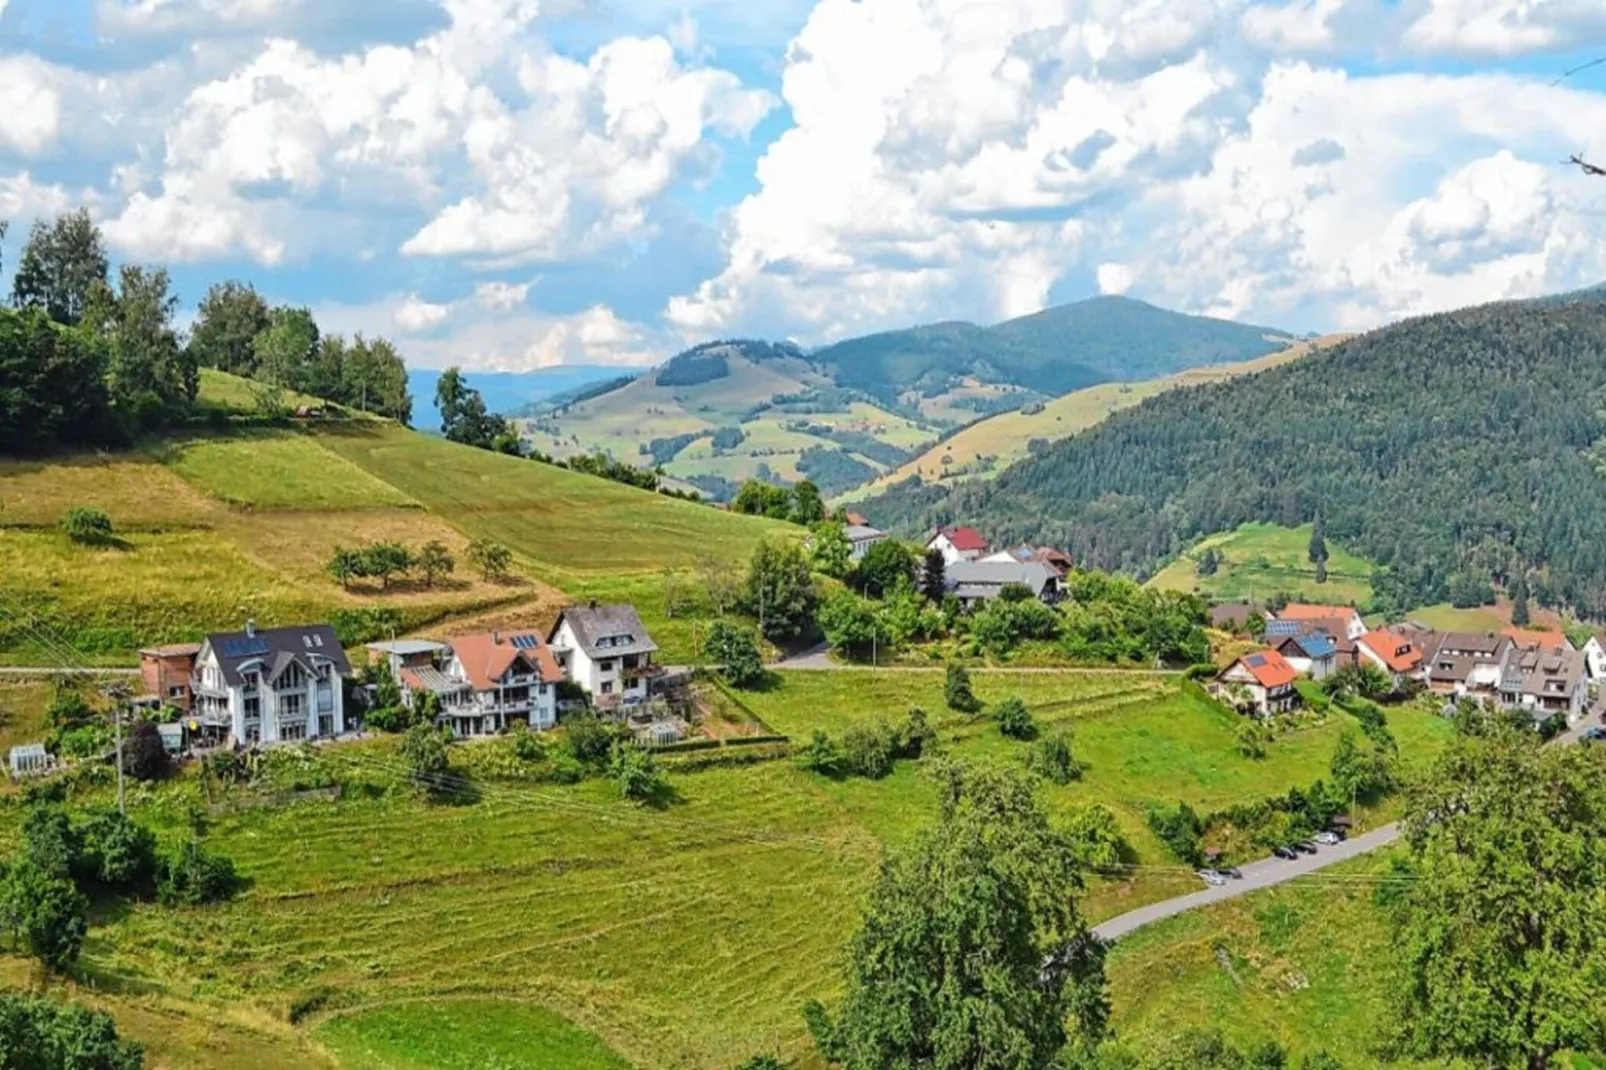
[808,295,1294,402]
[529,301,1294,500]
[863,297,1606,618]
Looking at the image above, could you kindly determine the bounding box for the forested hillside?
[867,297,1606,617]
[810,295,1293,403]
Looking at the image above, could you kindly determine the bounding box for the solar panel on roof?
[510,634,539,649]
[220,637,269,658]
[1246,654,1266,667]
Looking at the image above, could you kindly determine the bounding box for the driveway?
[1092,823,1401,942]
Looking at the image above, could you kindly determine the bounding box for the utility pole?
[104,680,130,816]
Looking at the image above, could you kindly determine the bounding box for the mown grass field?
[149,431,420,511]
[0,678,55,755]
[316,1001,632,1070]
[1147,522,1376,606]
[0,671,1457,1069]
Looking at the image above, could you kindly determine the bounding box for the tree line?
[0,208,411,455]
[867,297,1606,619]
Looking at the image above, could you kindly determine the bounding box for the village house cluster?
[131,602,665,751]
[1210,601,1600,724]
[846,515,1075,608]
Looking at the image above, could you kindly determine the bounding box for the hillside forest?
[0,210,412,455]
[867,297,1606,619]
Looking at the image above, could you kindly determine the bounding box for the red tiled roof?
[1358,629,1423,673]
[937,525,988,551]
[1230,648,1298,689]
[1278,603,1361,624]
[448,632,564,691]
[1503,627,1570,653]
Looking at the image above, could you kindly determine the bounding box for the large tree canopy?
[808,762,1108,1069]
[10,209,108,327]
[1387,724,1606,1069]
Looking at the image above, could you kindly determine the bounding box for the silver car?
[1314,831,1341,846]
[1197,869,1228,887]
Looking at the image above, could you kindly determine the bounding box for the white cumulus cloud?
[394,293,453,332]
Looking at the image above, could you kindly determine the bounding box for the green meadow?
[1147,522,1376,606]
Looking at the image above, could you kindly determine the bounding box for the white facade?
[1584,636,1606,681]
[549,618,653,706]
[193,646,345,746]
[926,529,985,566]
[441,651,557,735]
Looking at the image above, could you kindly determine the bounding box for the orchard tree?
[360,541,412,589]
[467,538,513,581]
[920,547,947,602]
[326,546,363,589]
[416,540,455,588]
[1385,724,1606,1069]
[804,763,1108,1068]
[1,861,88,973]
[807,521,853,579]
[401,722,450,791]
[852,538,918,599]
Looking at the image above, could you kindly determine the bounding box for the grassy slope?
[847,339,1341,504]
[11,672,1454,1069]
[1106,853,1411,1067]
[312,422,795,659]
[523,352,941,492]
[1147,522,1376,606]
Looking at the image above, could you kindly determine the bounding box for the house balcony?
[623,663,665,682]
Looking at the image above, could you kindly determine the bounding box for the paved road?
[1092,822,1402,942]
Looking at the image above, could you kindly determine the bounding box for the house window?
[318,715,334,737]
[317,684,334,712]
[601,681,613,695]
[600,659,615,671]
[244,697,260,720]
[623,655,638,669]
[281,722,307,743]
[168,686,186,698]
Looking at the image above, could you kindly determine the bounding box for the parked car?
[1223,867,1243,880]
[1582,726,1606,743]
[1314,831,1341,846]
[1293,841,1318,854]
[1197,869,1227,887]
[1273,846,1298,860]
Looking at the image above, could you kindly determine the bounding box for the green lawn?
[197,367,337,416]
[1147,523,1375,606]
[1107,853,1410,1067]
[316,1001,632,1070]
[149,430,420,511]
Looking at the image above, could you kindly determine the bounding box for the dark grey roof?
[844,524,885,542]
[944,560,1056,598]
[1499,645,1586,700]
[202,624,350,686]
[552,603,658,658]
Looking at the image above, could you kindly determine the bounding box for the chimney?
[245,619,257,638]
[588,599,598,610]
[492,630,501,645]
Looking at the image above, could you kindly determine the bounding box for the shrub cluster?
[795,708,935,780]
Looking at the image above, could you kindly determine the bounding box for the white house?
[1212,649,1300,717]
[549,603,660,709]
[925,525,988,566]
[192,621,350,746]
[845,524,888,562]
[434,631,563,735]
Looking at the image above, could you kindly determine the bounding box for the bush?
[60,506,113,545]
[841,720,895,779]
[610,742,667,802]
[78,810,158,895]
[362,706,412,733]
[1026,730,1081,784]
[994,696,1036,741]
[1064,803,1130,872]
[795,729,842,777]
[563,713,621,767]
[0,993,144,1069]
[401,722,450,789]
[1146,802,1204,866]
[156,840,240,906]
[3,861,88,972]
[122,720,171,782]
[944,663,980,714]
[706,620,764,688]
[895,707,936,760]
[1538,711,1569,741]
[511,723,547,764]
[47,690,94,729]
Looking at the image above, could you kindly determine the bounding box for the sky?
[1,0,1604,371]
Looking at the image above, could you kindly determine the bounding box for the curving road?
[1092,822,1401,942]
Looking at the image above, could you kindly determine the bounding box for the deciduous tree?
[10,209,107,326]
[188,280,271,374]
[416,540,455,588]
[743,539,817,642]
[1385,726,1606,1069]
[467,538,513,581]
[804,763,1107,1068]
